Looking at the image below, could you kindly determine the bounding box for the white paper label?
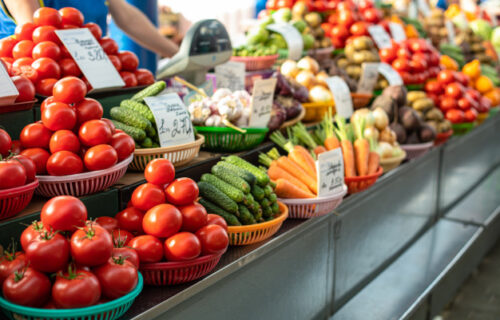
[267,24,303,60]
[144,93,195,147]
[357,63,380,94]
[249,78,277,128]
[445,20,456,45]
[378,63,403,86]
[368,25,392,49]
[316,148,344,197]
[389,22,407,42]
[0,62,18,106]
[215,61,245,92]
[55,28,124,91]
[409,1,418,19]
[417,0,431,17]
[325,76,353,118]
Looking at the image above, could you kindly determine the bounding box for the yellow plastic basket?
[302,101,335,122]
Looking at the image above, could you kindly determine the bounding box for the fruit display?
[271,72,307,130]
[439,43,466,68]
[462,60,500,105]
[423,8,455,48]
[0,72,36,103]
[0,129,37,190]
[406,91,452,134]
[232,44,278,57]
[455,28,494,66]
[289,4,332,49]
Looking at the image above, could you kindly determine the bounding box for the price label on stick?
[316,148,344,197]
[0,62,18,106]
[55,28,125,91]
[357,63,379,94]
[445,20,456,45]
[368,25,392,49]
[408,1,418,19]
[325,76,353,118]
[417,0,431,17]
[389,22,407,42]
[144,93,195,147]
[266,24,303,60]
[378,63,403,86]
[249,78,277,128]
[215,61,245,91]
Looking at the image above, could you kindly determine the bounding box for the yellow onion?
[373,107,389,131]
[309,85,333,103]
[297,56,319,74]
[280,60,299,78]
[295,70,316,89]
[364,126,379,141]
[315,71,329,88]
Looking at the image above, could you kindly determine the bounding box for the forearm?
[4,0,40,24]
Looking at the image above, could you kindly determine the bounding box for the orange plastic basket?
[351,92,373,109]
[302,101,335,122]
[227,201,288,246]
[344,167,383,194]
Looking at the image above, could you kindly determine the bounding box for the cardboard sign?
[144,93,195,147]
[215,61,245,92]
[357,63,380,94]
[316,148,344,197]
[408,1,418,19]
[368,25,392,49]
[266,24,303,60]
[445,20,456,45]
[0,62,18,106]
[389,22,407,42]
[417,0,431,17]
[325,76,353,118]
[55,28,124,91]
[248,78,277,128]
[378,63,403,86]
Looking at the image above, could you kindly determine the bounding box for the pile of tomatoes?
[425,70,491,124]
[16,76,135,176]
[0,7,154,95]
[0,129,37,190]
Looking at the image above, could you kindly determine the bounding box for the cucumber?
[268,193,277,203]
[263,206,273,219]
[211,165,251,194]
[110,107,151,131]
[201,174,245,203]
[145,122,157,137]
[252,184,265,201]
[141,137,153,148]
[222,156,269,186]
[198,181,239,214]
[238,205,256,225]
[215,162,256,185]
[151,142,160,148]
[247,201,262,221]
[199,198,241,226]
[111,120,146,142]
[131,81,166,102]
[264,185,273,197]
[260,197,270,209]
[120,99,155,123]
[271,201,280,215]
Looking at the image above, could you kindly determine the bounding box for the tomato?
[2,267,51,307]
[20,148,50,174]
[457,96,473,111]
[455,72,469,86]
[440,96,458,112]
[120,71,138,87]
[144,159,175,186]
[41,196,86,232]
[10,140,22,154]
[134,68,155,85]
[12,40,34,59]
[110,133,134,161]
[206,213,228,230]
[59,58,81,77]
[59,7,84,27]
[131,183,166,211]
[379,47,396,63]
[81,76,92,91]
[118,51,139,72]
[337,10,355,28]
[52,268,101,308]
[78,119,112,146]
[12,65,38,84]
[445,82,464,99]
[330,24,349,40]
[142,204,182,238]
[25,230,69,272]
[362,8,381,23]
[59,44,71,59]
[35,78,58,96]
[478,97,492,113]
[9,155,36,182]
[32,41,60,61]
[12,57,33,68]
[101,118,116,133]
[84,144,118,171]
[11,75,35,102]
[0,37,17,57]
[74,98,103,125]
[437,70,456,86]
[96,216,119,233]
[111,247,139,269]
[19,123,51,150]
[0,161,26,189]
[15,23,36,41]
[112,229,135,246]
[32,26,59,44]
[409,58,427,73]
[52,77,87,104]
[466,89,481,102]
[49,130,79,154]
[100,37,119,55]
[42,102,76,131]
[445,109,465,124]
[71,222,113,266]
[391,58,409,72]
[350,22,369,36]
[108,54,122,71]
[179,203,207,232]
[0,129,11,157]
[115,207,144,233]
[32,57,60,79]
[164,232,201,261]
[33,7,61,27]
[424,79,442,95]
[129,235,163,263]
[84,22,102,40]
[20,221,45,251]
[196,224,228,255]
[165,178,199,206]
[0,251,26,286]
[396,47,411,59]
[464,108,478,122]
[94,257,138,299]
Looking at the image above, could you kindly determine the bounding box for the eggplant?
[290,79,309,102]
[276,72,294,96]
[275,95,303,120]
[418,123,436,142]
[268,102,287,131]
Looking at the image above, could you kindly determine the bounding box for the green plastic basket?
[0,273,143,320]
[452,122,475,136]
[195,126,268,152]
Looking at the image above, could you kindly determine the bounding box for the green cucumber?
[110,120,146,142]
[120,99,155,123]
[211,165,251,194]
[198,181,239,214]
[252,185,265,201]
[260,198,270,209]
[271,201,280,215]
[201,174,245,203]
[131,81,166,102]
[215,162,256,185]
[263,206,273,219]
[264,185,273,197]
[238,205,256,225]
[199,199,241,226]
[141,137,153,148]
[268,193,277,203]
[223,156,269,186]
[110,107,151,131]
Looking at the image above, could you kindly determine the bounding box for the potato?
[336,58,349,69]
[426,120,439,132]
[352,36,372,51]
[425,108,444,121]
[438,120,452,133]
[346,65,362,79]
[313,27,325,38]
[378,78,389,89]
[345,44,356,61]
[412,98,434,111]
[321,37,332,48]
[407,91,427,104]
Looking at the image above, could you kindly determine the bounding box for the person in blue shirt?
[0,0,179,57]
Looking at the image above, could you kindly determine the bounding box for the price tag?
[417,0,431,17]
[389,22,407,42]
[368,25,392,49]
[144,93,195,147]
[55,28,124,91]
[266,24,303,60]
[378,63,403,86]
[357,63,380,94]
[316,148,344,197]
[409,1,418,19]
[445,20,456,45]
[0,62,18,106]
[248,78,277,128]
[215,61,245,91]
[325,76,353,118]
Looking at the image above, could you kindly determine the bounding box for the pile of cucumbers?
[198,156,280,226]
[110,81,166,149]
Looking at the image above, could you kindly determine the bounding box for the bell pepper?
[440,55,459,71]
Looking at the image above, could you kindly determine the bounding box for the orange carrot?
[354,138,369,176]
[340,140,356,177]
[277,156,317,194]
[268,165,310,193]
[274,179,315,199]
[314,145,327,156]
[324,136,340,150]
[367,151,380,175]
[290,145,317,177]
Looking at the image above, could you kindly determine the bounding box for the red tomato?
[337,10,355,28]
[445,82,464,99]
[84,144,118,171]
[350,22,369,36]
[134,68,155,85]
[115,208,144,233]
[33,7,61,27]
[81,76,92,91]
[479,97,492,113]
[12,64,39,84]
[196,224,228,255]
[164,232,201,261]
[20,148,50,174]
[396,47,411,59]
[15,23,36,41]
[71,222,113,266]
[409,58,427,73]
[144,158,175,186]
[142,204,182,238]
[78,119,112,147]
[35,78,58,96]
[49,130,80,154]
[391,58,409,72]
[379,47,396,63]
[59,58,81,77]
[110,133,134,161]
[179,203,207,233]
[437,70,456,86]
[445,109,465,124]
[20,221,45,251]
[457,96,473,111]
[101,118,116,134]
[92,217,116,235]
[466,89,481,102]
[118,51,139,72]
[41,195,87,231]
[25,230,69,272]
[94,257,138,299]
[424,79,442,95]
[165,178,199,206]
[362,7,381,23]
[10,140,23,155]
[2,267,51,307]
[108,54,122,71]
[32,57,60,79]
[111,247,139,269]
[59,44,71,59]
[40,96,55,113]
[11,75,35,102]
[9,154,36,182]
[120,71,138,87]
[12,57,34,68]
[464,108,478,122]
[131,183,166,211]
[84,22,102,40]
[0,251,26,286]
[32,41,60,60]
[59,7,84,27]
[32,26,59,44]
[112,229,135,246]
[52,268,101,308]
[74,98,103,125]
[0,37,17,58]
[206,213,228,230]
[0,129,11,157]
[52,76,87,104]
[12,40,34,59]
[100,37,119,55]
[0,161,26,189]
[455,72,469,86]
[440,96,458,111]
[129,235,163,263]
[42,102,76,131]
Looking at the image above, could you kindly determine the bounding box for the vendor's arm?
[3,0,40,25]
[108,0,179,57]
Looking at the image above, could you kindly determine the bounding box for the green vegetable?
[247,200,262,221]
[120,99,155,123]
[110,120,146,142]
[238,205,256,225]
[151,142,160,148]
[260,198,270,209]
[141,137,153,148]
[211,165,251,194]
[268,193,277,203]
[131,81,166,102]
[110,107,151,131]
[271,202,280,215]
[223,156,270,186]
[252,184,265,201]
[215,162,256,185]
[198,181,239,214]
[201,174,245,203]
[145,122,157,138]
[264,185,273,197]
[263,206,273,219]
[199,199,241,226]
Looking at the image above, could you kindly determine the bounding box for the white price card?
[316,148,344,197]
[389,22,407,42]
[55,28,125,91]
[144,93,195,147]
[417,0,431,17]
[408,1,418,19]
[357,63,380,94]
[266,24,303,60]
[445,20,456,45]
[378,63,403,86]
[215,61,245,91]
[325,76,353,118]
[368,25,392,49]
[0,62,18,106]
[249,78,277,128]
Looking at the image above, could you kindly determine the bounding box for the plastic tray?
[0,99,36,114]
[130,134,204,171]
[401,141,434,160]
[351,92,373,109]
[195,126,268,153]
[0,272,143,320]
[379,150,406,172]
[451,122,474,136]
[35,154,133,197]
[344,167,383,194]
[279,185,347,219]
[302,101,335,122]
[434,129,453,146]
[0,180,38,220]
[227,201,288,245]
[230,54,279,71]
[140,251,225,286]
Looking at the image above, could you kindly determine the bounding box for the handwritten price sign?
[368,25,392,49]
[266,24,303,60]
[357,63,379,94]
[215,61,245,91]
[249,78,277,128]
[316,148,344,197]
[378,63,403,86]
[325,76,353,118]
[0,62,18,106]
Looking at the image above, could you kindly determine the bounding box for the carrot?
[290,145,317,177]
[274,179,315,199]
[314,145,327,156]
[334,115,356,177]
[352,117,369,176]
[324,136,340,150]
[322,108,340,150]
[367,151,380,174]
[268,165,310,193]
[277,156,317,194]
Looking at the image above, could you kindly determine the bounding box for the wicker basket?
[0,180,38,220]
[345,167,383,194]
[379,151,406,172]
[401,141,434,160]
[0,99,36,114]
[302,101,335,122]
[230,54,279,71]
[195,126,268,153]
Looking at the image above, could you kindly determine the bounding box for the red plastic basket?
[345,167,383,194]
[434,130,453,146]
[0,99,36,114]
[35,154,133,197]
[0,180,38,220]
[401,141,434,160]
[230,54,279,71]
[139,250,225,286]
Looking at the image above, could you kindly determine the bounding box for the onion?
[281,60,299,78]
[297,56,319,75]
[364,126,379,141]
[379,127,396,144]
[373,107,389,131]
[309,85,333,103]
[315,71,329,88]
[377,142,394,159]
[296,70,316,89]
[351,109,375,128]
